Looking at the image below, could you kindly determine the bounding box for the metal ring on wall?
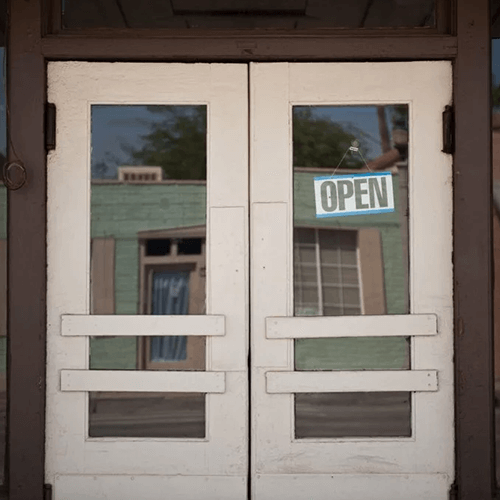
[2,161,27,190]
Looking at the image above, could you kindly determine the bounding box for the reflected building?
[87,109,411,439]
[89,167,408,375]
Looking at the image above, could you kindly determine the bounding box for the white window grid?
[294,228,362,317]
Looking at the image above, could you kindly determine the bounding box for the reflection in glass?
[62,0,435,30]
[89,392,205,438]
[89,105,207,437]
[293,105,411,437]
[294,228,361,316]
[295,393,411,438]
[295,337,410,371]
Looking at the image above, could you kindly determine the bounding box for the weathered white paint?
[266,370,438,393]
[62,314,225,336]
[46,63,249,498]
[250,62,453,497]
[55,475,247,500]
[208,207,249,372]
[61,370,226,393]
[266,314,437,339]
[254,474,450,500]
[47,61,454,500]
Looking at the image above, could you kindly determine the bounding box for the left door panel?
[46,63,249,500]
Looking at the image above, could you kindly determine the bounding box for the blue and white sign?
[314,172,395,218]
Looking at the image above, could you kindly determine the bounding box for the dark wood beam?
[7,0,46,498]
[454,0,495,497]
[41,34,457,61]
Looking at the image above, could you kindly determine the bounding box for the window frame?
[294,226,386,317]
[138,226,206,371]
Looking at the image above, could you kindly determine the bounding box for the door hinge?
[449,482,458,500]
[442,104,455,154]
[45,103,56,151]
[43,483,52,500]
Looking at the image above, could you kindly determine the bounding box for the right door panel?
[250,62,453,500]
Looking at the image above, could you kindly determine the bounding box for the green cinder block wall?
[293,170,409,370]
[90,183,206,370]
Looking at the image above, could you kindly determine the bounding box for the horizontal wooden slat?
[266,370,438,393]
[61,314,225,336]
[266,314,437,339]
[61,370,225,393]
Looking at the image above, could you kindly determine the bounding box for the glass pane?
[293,104,410,437]
[322,286,341,305]
[89,393,205,438]
[295,337,410,371]
[62,0,435,30]
[295,393,411,438]
[295,265,318,283]
[90,105,207,437]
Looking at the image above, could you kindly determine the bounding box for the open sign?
[314,172,395,218]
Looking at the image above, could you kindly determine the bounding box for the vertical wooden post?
[8,0,46,498]
[455,0,495,497]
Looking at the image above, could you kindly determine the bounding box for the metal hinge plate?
[449,482,458,500]
[45,103,56,151]
[442,104,455,154]
[43,483,52,500]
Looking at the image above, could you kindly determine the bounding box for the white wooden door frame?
[46,61,454,500]
[250,62,454,500]
[46,63,249,499]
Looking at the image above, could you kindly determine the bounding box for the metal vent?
[118,166,163,183]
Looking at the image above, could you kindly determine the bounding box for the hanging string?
[331,140,373,177]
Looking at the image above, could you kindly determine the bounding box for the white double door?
[46,62,453,499]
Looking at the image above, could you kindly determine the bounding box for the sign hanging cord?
[331,140,373,176]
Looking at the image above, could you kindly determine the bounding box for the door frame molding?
[7,0,493,498]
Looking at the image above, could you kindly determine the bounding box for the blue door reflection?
[151,271,189,362]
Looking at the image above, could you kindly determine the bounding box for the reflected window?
[138,227,206,371]
[295,228,360,317]
[294,227,386,317]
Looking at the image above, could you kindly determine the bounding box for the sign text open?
[314,172,395,218]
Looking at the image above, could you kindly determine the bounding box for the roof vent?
[118,166,163,183]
